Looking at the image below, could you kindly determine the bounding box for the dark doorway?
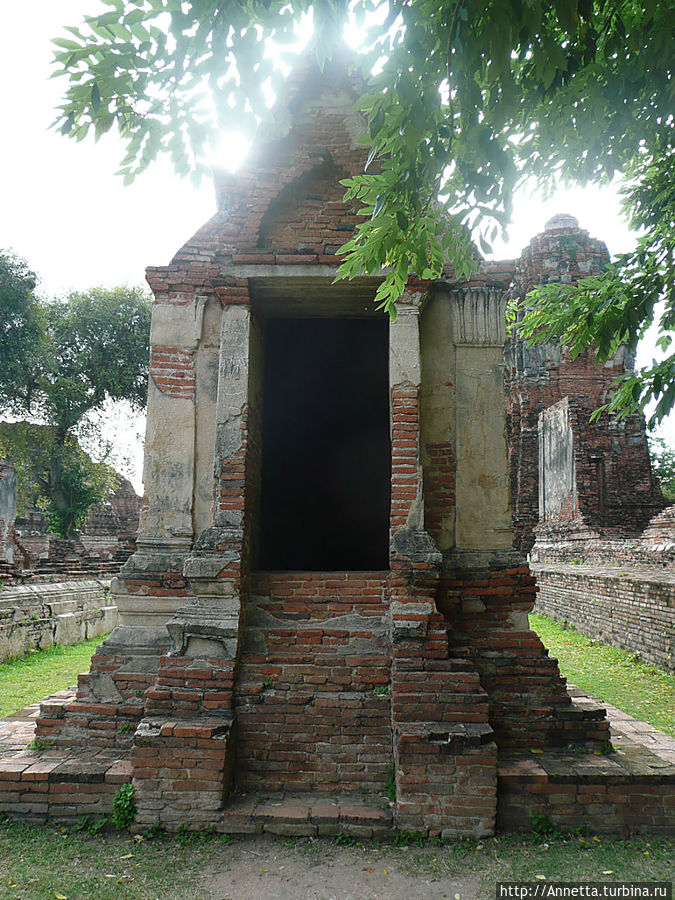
[258,317,390,571]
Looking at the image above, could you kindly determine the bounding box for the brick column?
[133,295,252,829]
[389,292,497,837]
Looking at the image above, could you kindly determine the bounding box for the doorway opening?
[257,316,390,571]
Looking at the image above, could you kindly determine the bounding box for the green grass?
[0,820,224,900]
[0,635,109,718]
[0,822,671,900]
[394,833,674,887]
[530,613,675,736]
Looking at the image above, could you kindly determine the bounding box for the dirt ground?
[198,835,495,900]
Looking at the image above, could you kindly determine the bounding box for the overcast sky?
[1,2,672,491]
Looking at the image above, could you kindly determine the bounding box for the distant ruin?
[505,214,666,552]
[0,466,139,579]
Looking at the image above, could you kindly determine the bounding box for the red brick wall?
[142,656,236,725]
[132,719,232,830]
[438,566,609,749]
[149,346,196,399]
[498,764,674,835]
[257,160,361,260]
[390,388,421,534]
[235,572,393,793]
[422,441,456,543]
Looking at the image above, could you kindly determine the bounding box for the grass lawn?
[530,612,675,737]
[0,822,672,900]
[0,635,108,718]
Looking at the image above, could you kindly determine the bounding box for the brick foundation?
[132,718,233,829]
[498,753,675,836]
[0,752,130,825]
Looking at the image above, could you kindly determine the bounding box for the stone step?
[216,792,393,838]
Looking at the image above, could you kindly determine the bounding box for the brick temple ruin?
[505,215,666,553]
[1,59,672,837]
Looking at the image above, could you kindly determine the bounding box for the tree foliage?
[0,257,152,537]
[0,252,45,411]
[52,0,674,416]
[37,286,152,435]
[648,434,675,502]
[0,423,119,538]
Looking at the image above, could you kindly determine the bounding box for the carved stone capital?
[449,288,507,346]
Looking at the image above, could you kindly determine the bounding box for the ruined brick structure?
[1,476,140,580]
[4,58,673,838]
[83,477,141,538]
[15,59,616,837]
[505,214,666,552]
[530,436,674,673]
[503,217,672,677]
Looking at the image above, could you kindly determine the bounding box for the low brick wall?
[498,755,674,836]
[0,579,117,662]
[0,753,130,825]
[532,564,675,671]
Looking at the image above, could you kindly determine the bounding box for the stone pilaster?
[449,287,512,552]
[132,299,252,827]
[166,302,252,665]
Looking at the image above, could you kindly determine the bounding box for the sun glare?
[209,132,253,173]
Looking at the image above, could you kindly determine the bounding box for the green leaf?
[52,37,83,50]
[372,194,386,219]
[369,106,385,139]
[90,82,101,115]
[396,75,418,105]
[60,113,75,136]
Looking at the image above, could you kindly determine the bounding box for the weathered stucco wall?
[0,460,17,565]
[452,288,512,551]
[539,398,576,522]
[0,579,117,662]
